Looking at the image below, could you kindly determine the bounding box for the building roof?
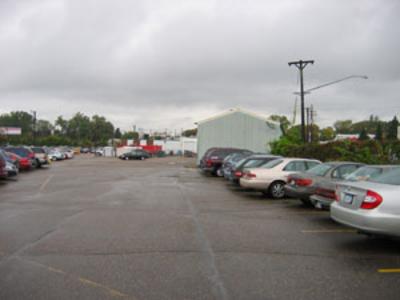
[195,107,279,126]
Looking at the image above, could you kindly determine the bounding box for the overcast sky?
[0,0,399,132]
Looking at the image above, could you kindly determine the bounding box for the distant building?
[335,134,375,141]
[196,108,282,164]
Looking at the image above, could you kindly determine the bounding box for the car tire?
[269,181,286,199]
[300,198,312,206]
[125,157,129,160]
[140,156,145,160]
[216,168,223,177]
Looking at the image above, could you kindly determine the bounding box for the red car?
[5,148,35,170]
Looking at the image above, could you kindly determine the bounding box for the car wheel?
[300,198,312,206]
[269,182,285,199]
[216,168,223,177]
[125,157,129,160]
[140,156,145,160]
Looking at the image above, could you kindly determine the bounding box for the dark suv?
[200,148,252,176]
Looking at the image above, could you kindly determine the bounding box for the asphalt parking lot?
[0,156,399,300]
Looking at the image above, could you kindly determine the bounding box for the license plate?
[343,193,354,204]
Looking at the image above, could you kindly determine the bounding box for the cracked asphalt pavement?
[0,156,399,300]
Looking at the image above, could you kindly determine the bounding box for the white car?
[240,158,321,198]
[49,150,65,161]
[331,168,400,237]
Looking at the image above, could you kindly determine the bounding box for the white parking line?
[39,175,54,192]
[301,229,357,234]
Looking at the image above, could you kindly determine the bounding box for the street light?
[293,75,368,95]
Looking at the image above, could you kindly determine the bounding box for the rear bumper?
[310,194,333,209]
[240,178,271,190]
[284,185,311,200]
[331,203,400,237]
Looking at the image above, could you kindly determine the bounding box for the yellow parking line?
[39,175,54,192]
[79,277,128,298]
[301,229,357,233]
[378,269,400,273]
[47,266,66,275]
[33,262,130,298]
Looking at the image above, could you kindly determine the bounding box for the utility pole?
[306,107,310,143]
[310,105,316,142]
[31,110,37,145]
[288,59,314,143]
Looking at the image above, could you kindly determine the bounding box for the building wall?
[196,111,281,163]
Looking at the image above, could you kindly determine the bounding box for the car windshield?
[345,166,382,181]
[369,168,400,185]
[31,147,45,153]
[306,164,333,176]
[260,159,283,169]
[7,148,29,157]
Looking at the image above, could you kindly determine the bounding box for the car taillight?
[246,172,256,178]
[206,159,213,167]
[234,171,243,177]
[296,178,313,186]
[315,188,336,199]
[361,190,383,209]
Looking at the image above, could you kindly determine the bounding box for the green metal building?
[196,108,282,164]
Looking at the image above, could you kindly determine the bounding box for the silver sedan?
[331,168,400,237]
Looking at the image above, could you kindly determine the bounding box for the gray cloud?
[0,0,399,130]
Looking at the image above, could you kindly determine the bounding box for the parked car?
[240,158,321,198]
[309,163,368,209]
[228,154,281,184]
[30,146,49,167]
[0,151,8,179]
[344,165,399,182]
[49,150,65,161]
[59,147,74,159]
[221,151,253,178]
[5,152,30,170]
[285,162,364,206]
[200,148,252,176]
[119,149,151,160]
[5,147,37,169]
[5,161,18,177]
[81,147,90,154]
[331,167,400,237]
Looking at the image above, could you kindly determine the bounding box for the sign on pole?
[0,127,22,135]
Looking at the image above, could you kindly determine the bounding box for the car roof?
[247,154,281,159]
[281,158,321,162]
[324,161,365,166]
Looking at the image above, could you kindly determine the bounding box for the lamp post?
[294,75,368,95]
[292,74,368,143]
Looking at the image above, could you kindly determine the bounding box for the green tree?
[122,131,139,140]
[334,120,353,134]
[90,115,114,146]
[0,111,34,144]
[182,128,197,137]
[375,123,383,142]
[386,116,399,140]
[55,116,68,135]
[358,128,369,141]
[67,113,91,144]
[320,127,336,141]
[269,115,291,135]
[270,125,302,156]
[114,128,122,139]
[36,120,53,137]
